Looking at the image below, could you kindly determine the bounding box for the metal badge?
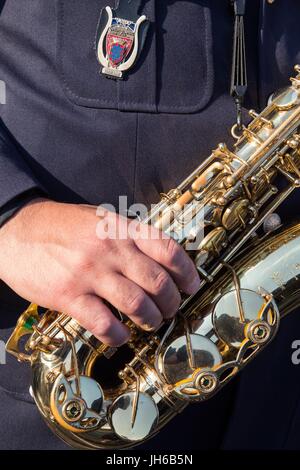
[96,4,149,80]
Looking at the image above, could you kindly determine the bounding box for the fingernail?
[141,320,163,332]
[141,323,158,332]
[109,333,131,347]
[102,328,131,347]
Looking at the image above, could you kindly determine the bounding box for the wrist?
[0,188,49,229]
[0,197,50,280]
[0,196,50,240]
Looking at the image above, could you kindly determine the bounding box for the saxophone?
[6,66,300,450]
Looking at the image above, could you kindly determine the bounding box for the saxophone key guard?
[50,373,106,433]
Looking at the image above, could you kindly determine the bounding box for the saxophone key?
[162,334,222,385]
[196,226,228,258]
[212,288,279,349]
[110,392,159,442]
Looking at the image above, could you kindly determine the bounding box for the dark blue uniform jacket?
[0,0,300,450]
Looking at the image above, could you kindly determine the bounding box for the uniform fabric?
[0,0,300,450]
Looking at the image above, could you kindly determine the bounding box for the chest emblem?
[97,6,149,80]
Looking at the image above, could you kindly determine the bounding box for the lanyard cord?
[116,0,143,21]
[230,0,248,136]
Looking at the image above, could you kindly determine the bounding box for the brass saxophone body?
[6,66,300,449]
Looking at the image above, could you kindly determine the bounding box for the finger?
[134,226,200,295]
[95,273,163,331]
[66,293,130,347]
[120,247,181,318]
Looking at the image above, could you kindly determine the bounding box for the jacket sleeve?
[0,118,47,227]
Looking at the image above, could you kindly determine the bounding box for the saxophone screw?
[63,400,84,422]
[216,196,226,206]
[46,371,57,383]
[194,372,218,394]
[287,138,300,149]
[247,320,271,344]
[164,384,174,395]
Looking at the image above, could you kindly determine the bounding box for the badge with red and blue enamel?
[96,1,150,79]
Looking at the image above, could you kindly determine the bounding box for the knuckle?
[152,270,170,294]
[171,289,181,306]
[74,248,95,273]
[125,291,146,315]
[164,238,182,266]
[98,237,121,258]
[163,289,181,317]
[170,295,181,314]
[93,313,114,338]
[56,276,76,300]
[98,236,114,251]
